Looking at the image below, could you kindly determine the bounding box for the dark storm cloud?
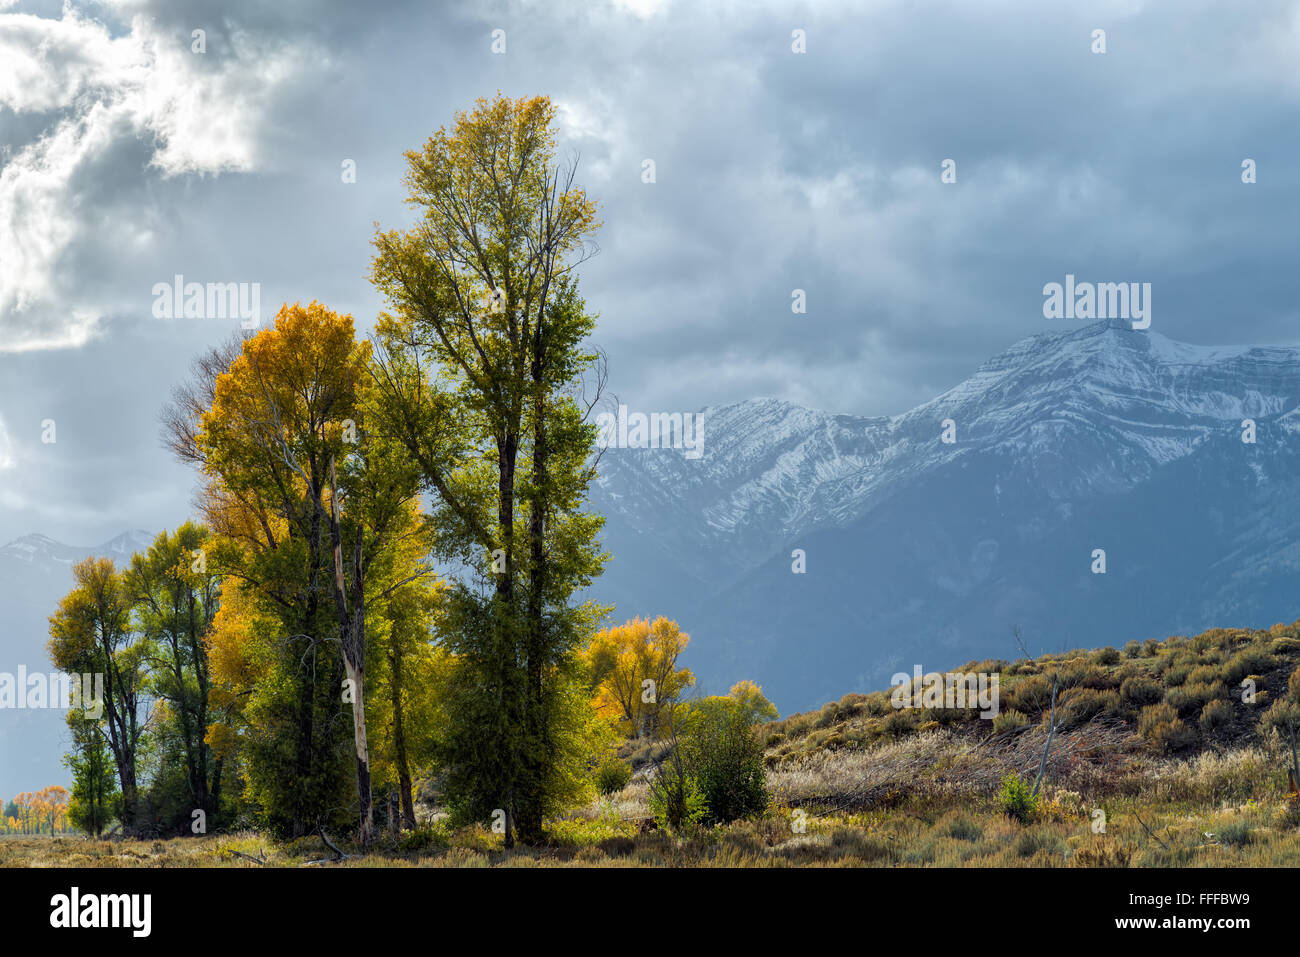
[1,0,1298,543]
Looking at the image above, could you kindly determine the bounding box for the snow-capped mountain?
[0,530,152,573]
[591,320,1300,713]
[0,529,154,790]
[6,320,1300,779]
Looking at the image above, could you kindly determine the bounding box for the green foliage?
[1006,674,1051,715]
[881,708,918,737]
[1121,675,1164,708]
[1165,681,1219,718]
[1056,687,1119,727]
[1217,818,1254,848]
[436,589,607,835]
[648,752,707,833]
[64,719,121,837]
[369,95,607,844]
[997,773,1037,824]
[595,757,633,797]
[1148,718,1199,753]
[1223,647,1274,686]
[1093,646,1121,666]
[992,709,1029,733]
[681,698,770,826]
[1137,702,1176,734]
[1199,698,1232,733]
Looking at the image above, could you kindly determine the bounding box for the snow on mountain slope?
[591,320,1300,711]
[593,320,1300,584]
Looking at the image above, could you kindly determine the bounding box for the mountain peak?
[0,529,156,564]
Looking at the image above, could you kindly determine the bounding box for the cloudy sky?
[0,0,1298,546]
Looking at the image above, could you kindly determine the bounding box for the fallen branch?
[302,825,350,866]
[1131,809,1168,849]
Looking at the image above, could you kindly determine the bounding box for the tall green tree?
[48,558,148,835]
[369,94,608,845]
[169,302,433,842]
[126,523,223,828]
[64,714,120,836]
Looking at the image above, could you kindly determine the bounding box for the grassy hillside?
[4,623,1298,868]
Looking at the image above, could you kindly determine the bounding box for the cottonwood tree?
[585,617,695,739]
[127,523,223,827]
[180,302,432,843]
[369,94,608,845]
[64,712,119,836]
[48,559,149,835]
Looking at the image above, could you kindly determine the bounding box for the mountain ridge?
[590,320,1300,711]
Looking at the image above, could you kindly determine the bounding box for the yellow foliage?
[583,616,694,738]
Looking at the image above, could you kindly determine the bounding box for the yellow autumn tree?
[584,617,695,739]
[691,680,780,725]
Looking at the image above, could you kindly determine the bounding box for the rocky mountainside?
[590,320,1300,713]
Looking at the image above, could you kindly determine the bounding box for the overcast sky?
[0,0,1298,546]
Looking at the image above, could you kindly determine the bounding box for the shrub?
[398,827,449,852]
[1120,676,1164,709]
[1123,640,1142,659]
[1057,688,1119,727]
[1270,637,1300,657]
[1007,674,1052,714]
[1165,681,1219,717]
[1014,829,1064,858]
[814,701,841,729]
[1093,646,1121,666]
[1137,702,1177,736]
[1147,718,1198,753]
[993,709,1030,734]
[997,773,1038,824]
[1223,648,1274,686]
[863,692,892,716]
[1217,818,1254,848]
[1071,842,1133,867]
[1258,699,1300,750]
[1199,699,1232,734]
[594,758,633,797]
[1141,639,1161,657]
[681,698,769,825]
[1079,667,1120,690]
[881,708,917,738]
[945,816,983,841]
[647,754,707,832]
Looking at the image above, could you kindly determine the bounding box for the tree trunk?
[389,647,417,830]
[329,458,373,845]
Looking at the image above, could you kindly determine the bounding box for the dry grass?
[6,625,1297,868]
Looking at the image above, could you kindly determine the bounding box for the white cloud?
[0,416,14,470]
[611,0,671,19]
[0,5,315,352]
